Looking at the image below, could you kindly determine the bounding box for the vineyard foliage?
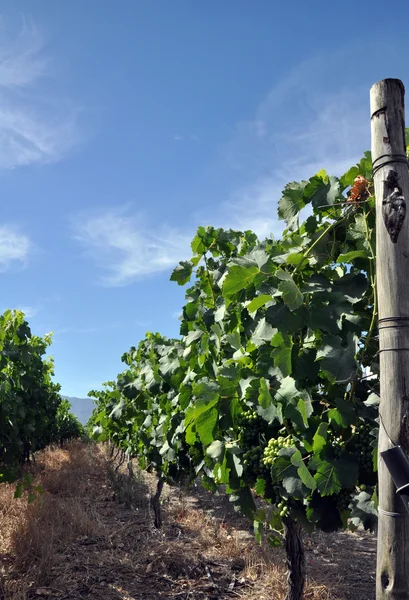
[89,151,382,537]
[55,399,85,445]
[0,309,81,482]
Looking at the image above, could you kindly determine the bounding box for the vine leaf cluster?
[89,146,385,541]
[0,309,83,483]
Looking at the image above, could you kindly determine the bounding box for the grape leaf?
[276,270,304,311]
[251,317,277,346]
[223,265,260,297]
[277,180,308,229]
[316,335,357,383]
[170,261,193,285]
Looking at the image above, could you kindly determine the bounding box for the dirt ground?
[0,443,376,600]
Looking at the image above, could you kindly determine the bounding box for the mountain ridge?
[62,396,95,425]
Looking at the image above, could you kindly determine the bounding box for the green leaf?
[229,487,256,519]
[251,317,277,347]
[257,402,283,425]
[109,398,125,420]
[313,423,328,454]
[278,181,308,229]
[232,249,270,269]
[358,150,372,179]
[195,406,218,446]
[282,475,307,497]
[214,458,230,484]
[170,261,193,285]
[192,379,220,404]
[185,380,220,443]
[258,378,272,409]
[207,440,225,460]
[223,265,260,297]
[365,392,380,407]
[337,250,368,263]
[255,477,266,496]
[185,329,203,345]
[328,397,356,428]
[313,454,358,495]
[271,446,298,482]
[340,165,359,189]
[276,270,304,311]
[292,349,319,384]
[332,273,367,304]
[274,376,308,404]
[266,303,307,332]
[349,491,378,531]
[296,398,310,428]
[272,332,293,378]
[291,450,316,491]
[316,336,357,383]
[229,452,243,478]
[314,459,341,495]
[247,294,273,313]
[304,173,341,210]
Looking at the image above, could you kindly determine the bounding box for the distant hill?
[62,396,96,425]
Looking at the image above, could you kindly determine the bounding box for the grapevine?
[0,309,79,483]
[88,145,393,600]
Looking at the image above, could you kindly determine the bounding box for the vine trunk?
[283,517,305,600]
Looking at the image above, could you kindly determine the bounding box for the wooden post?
[370,78,409,599]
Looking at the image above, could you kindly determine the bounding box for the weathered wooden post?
[370,78,409,599]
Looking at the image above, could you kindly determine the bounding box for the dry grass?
[0,443,376,600]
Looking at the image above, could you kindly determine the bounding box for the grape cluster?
[276,500,290,518]
[336,488,352,511]
[237,409,268,446]
[242,445,264,470]
[351,423,374,473]
[237,409,275,483]
[329,435,345,458]
[262,435,293,468]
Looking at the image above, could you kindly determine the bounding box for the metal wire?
[378,317,409,330]
[378,507,406,518]
[379,411,397,447]
[378,348,409,353]
[372,153,409,177]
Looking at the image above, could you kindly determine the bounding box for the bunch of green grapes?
[262,435,293,467]
[242,445,269,485]
[351,422,375,473]
[329,435,345,458]
[238,409,280,484]
[237,409,269,447]
[335,488,353,512]
[242,445,263,469]
[276,500,290,518]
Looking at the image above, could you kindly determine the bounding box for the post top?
[371,78,405,94]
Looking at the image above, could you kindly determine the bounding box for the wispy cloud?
[17,305,38,318]
[73,207,192,286]
[0,17,81,169]
[53,326,101,336]
[0,225,31,270]
[136,319,152,329]
[0,304,38,318]
[173,133,199,142]
[216,51,372,239]
[74,50,379,283]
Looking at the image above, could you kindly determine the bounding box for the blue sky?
[1,1,409,398]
